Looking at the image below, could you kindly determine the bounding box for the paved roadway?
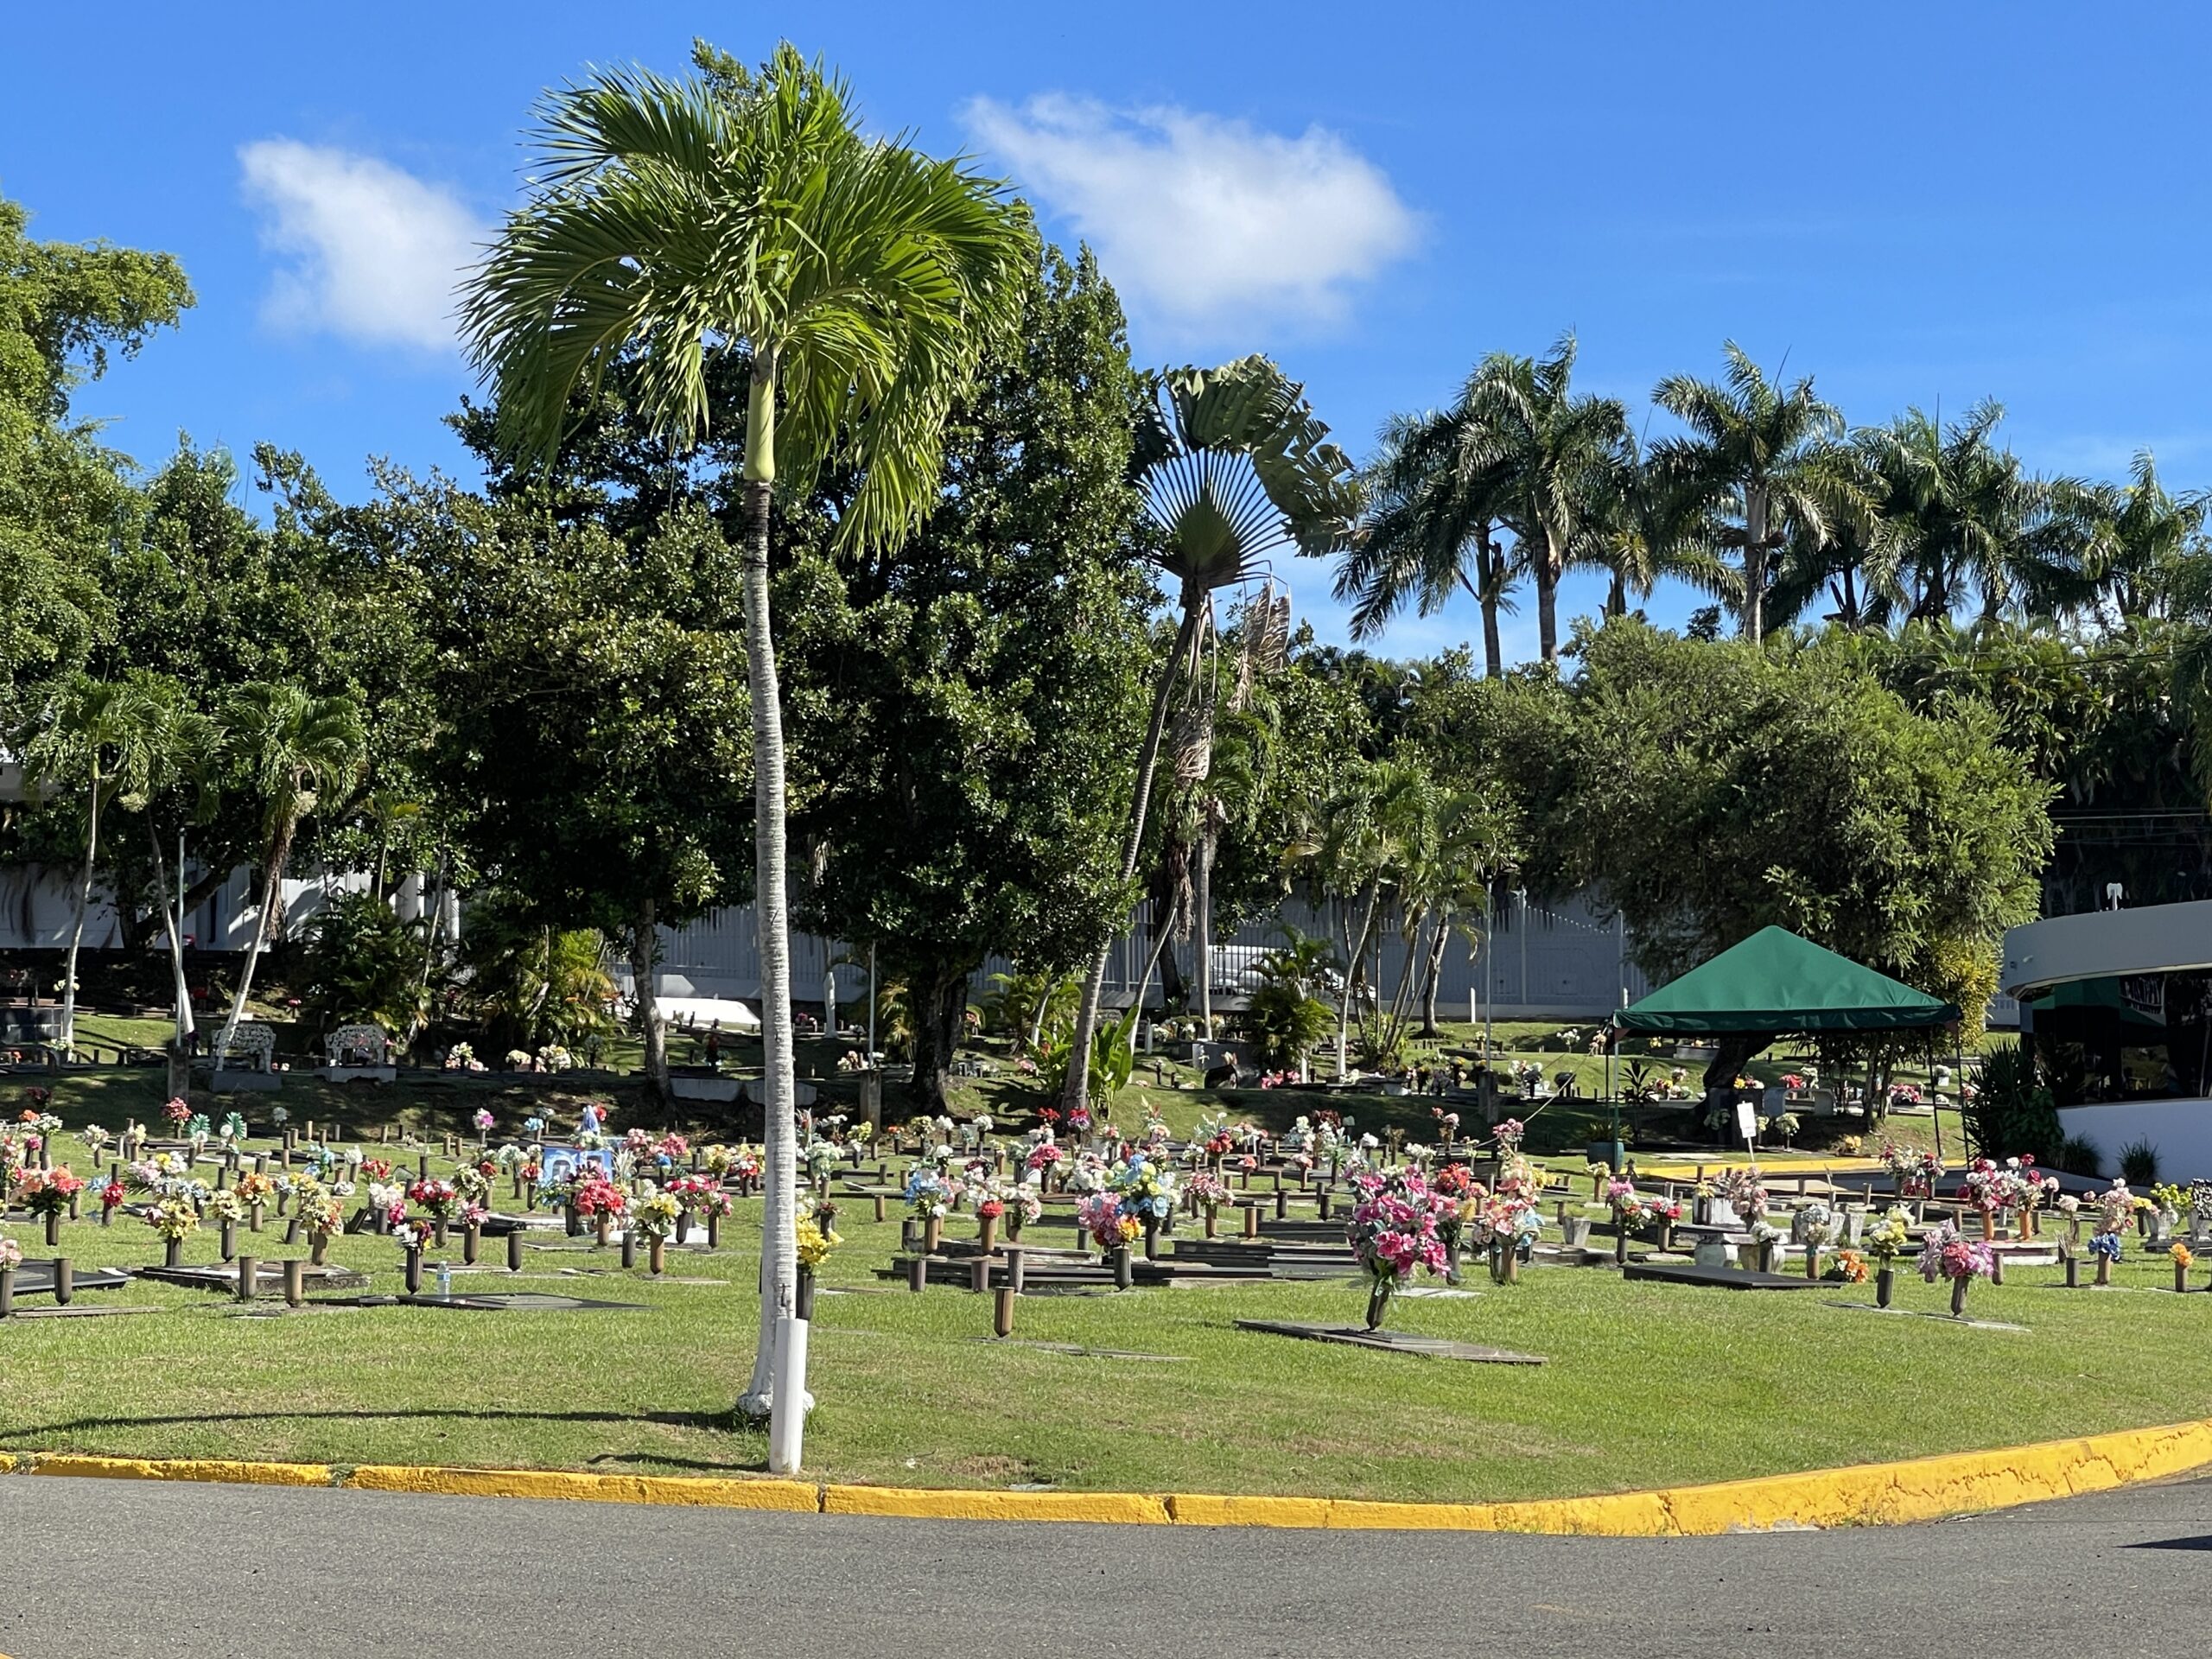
[3,1473,2206,1656]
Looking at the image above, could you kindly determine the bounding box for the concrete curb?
[4,1416,2210,1533]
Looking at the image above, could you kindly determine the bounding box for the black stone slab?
[1622,1261,1830,1291]
[308,1292,645,1311]
[133,1262,372,1294]
[5,1262,130,1295]
[1234,1319,1545,1363]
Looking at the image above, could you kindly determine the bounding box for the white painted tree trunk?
[59,770,99,1055]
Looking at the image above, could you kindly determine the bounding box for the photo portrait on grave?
[540,1147,615,1186]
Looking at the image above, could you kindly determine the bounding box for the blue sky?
[9,1,2211,660]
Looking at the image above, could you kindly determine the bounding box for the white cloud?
[238,139,486,353]
[960,94,1420,337]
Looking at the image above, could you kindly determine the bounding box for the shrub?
[2120,1140,2160,1185]
[2054,1135,2102,1177]
[1964,1040,2060,1161]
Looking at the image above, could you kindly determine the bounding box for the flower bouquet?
[1343,1166,1449,1326]
[146,1194,200,1266]
[575,1173,628,1245]
[2171,1240,2195,1293]
[1186,1169,1232,1236]
[1917,1221,1995,1314]
[15,1166,83,1245]
[1879,1141,1943,1198]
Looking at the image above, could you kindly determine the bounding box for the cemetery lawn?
[4,1188,2209,1503]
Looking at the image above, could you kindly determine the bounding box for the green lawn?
[2,1108,2205,1502]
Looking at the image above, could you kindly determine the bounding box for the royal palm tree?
[1058,358,1357,1118]
[26,677,153,1055]
[1651,342,1865,644]
[214,682,365,1060]
[125,675,224,1098]
[461,41,1030,1448]
[1459,336,1632,664]
[2072,449,2207,624]
[1341,405,1521,677]
[1849,401,2088,623]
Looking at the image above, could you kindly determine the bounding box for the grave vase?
[43,1210,60,1247]
[1488,1242,1506,1284]
[1364,1277,1393,1331]
[463,1224,480,1266]
[797,1264,816,1322]
[404,1248,423,1295]
[1006,1208,1025,1244]
[1949,1275,1968,1317]
[1445,1239,1463,1286]
[1503,1243,1521,1284]
[1804,1245,1821,1281]
[648,1238,665,1275]
[978,1214,999,1255]
[1111,1246,1134,1291]
[1613,1226,1629,1266]
[706,1211,721,1250]
[1142,1213,1160,1262]
[594,1213,611,1249]
[310,1234,329,1267]
[2094,1252,2112,1287]
[1756,1239,1777,1274]
[675,1213,690,1245]
[1875,1266,1895,1308]
[0,1263,10,1318]
[924,1215,944,1255]
[1561,1215,1592,1250]
[219,1219,237,1262]
[163,1236,182,1269]
[2177,1260,2191,1294]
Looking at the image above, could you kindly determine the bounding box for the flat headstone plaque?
[980,1339,1190,1362]
[5,1262,130,1294]
[135,1262,370,1294]
[307,1292,645,1311]
[1824,1300,2027,1332]
[1234,1319,1543,1363]
[1623,1262,1827,1292]
[13,1302,161,1319]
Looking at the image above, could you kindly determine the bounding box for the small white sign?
[1735,1099,1758,1147]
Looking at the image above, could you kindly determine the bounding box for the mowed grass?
[3,1121,2209,1501]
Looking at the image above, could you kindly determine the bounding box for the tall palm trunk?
[737,354,802,1438]
[1419,901,1452,1037]
[59,769,99,1056]
[218,814,295,1060]
[1743,486,1768,645]
[1194,820,1214,1033]
[1062,599,1203,1116]
[1335,872,1384,1077]
[148,820,195,1098]
[1535,527,1564,664]
[628,897,668,1102]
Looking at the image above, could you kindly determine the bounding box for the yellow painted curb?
[9,1414,2211,1533]
[343,1465,817,1511]
[29,1453,333,1489]
[822,1484,1171,1524]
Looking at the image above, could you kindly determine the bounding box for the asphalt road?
[3,1473,2206,1656]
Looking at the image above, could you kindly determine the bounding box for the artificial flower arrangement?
[904,1166,956,1221]
[795,1212,842,1269]
[1607,1178,1658,1230]
[218,1112,247,1145]
[505,1049,534,1071]
[1879,1141,1944,1197]
[452,1165,492,1205]
[13,1166,82,1217]
[445,1043,484,1071]
[1492,1117,1527,1153]
[234,1172,276,1210]
[1719,1165,1769,1221]
[574,1174,628,1218]
[473,1109,497,1133]
[1185,1168,1232,1226]
[162,1097,192,1127]
[145,1195,200,1240]
[79,1124,111,1159]
[1827,1248,1871,1284]
[1281,1116,1315,1154]
[631,1190,683,1240]
[1344,1165,1450,1325]
[1024,1141,1064,1179]
[1109,1152,1178,1224]
[408,1179,459,1219]
[802,1139,842,1184]
[1917,1221,1995,1313]
[202,1187,245,1224]
[0,1237,20,1269]
[837,1049,872,1073]
[1077,1191,1141,1254]
[1862,1206,1913,1261]
[702,1143,734,1177]
[667,1173,733,1222]
[2094,1180,2137,1237]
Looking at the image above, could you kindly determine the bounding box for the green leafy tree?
[214,683,366,1058]
[782,247,1152,1112]
[461,40,1032,1434]
[0,194,191,709]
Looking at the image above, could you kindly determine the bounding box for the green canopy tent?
[1613,926,1960,1037]
[1606,927,1961,1160]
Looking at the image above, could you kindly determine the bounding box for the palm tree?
[461,41,1030,1446]
[2071,449,2207,624]
[1851,401,2068,623]
[125,676,224,1098]
[26,677,155,1055]
[1458,335,1632,664]
[214,683,365,1061]
[1058,358,1357,1118]
[1651,342,1865,644]
[1341,405,1521,677]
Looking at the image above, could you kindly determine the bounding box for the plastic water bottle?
[435,1262,451,1300]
